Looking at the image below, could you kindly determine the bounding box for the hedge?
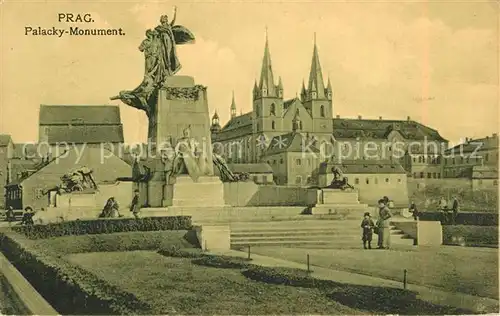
[443,225,498,247]
[12,216,193,239]
[418,212,498,226]
[32,231,199,255]
[157,246,206,259]
[192,255,253,269]
[0,232,151,315]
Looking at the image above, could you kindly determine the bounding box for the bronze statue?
[110,7,195,116]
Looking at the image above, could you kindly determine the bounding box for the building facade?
[210,35,448,184]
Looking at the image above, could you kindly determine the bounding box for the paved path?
[209,249,499,314]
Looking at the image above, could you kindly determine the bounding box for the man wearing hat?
[360,211,375,249]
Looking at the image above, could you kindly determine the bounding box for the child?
[360,212,375,249]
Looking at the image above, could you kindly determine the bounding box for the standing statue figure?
[110,7,195,116]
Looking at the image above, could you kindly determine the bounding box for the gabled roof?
[39,105,121,125]
[227,163,273,174]
[0,134,12,147]
[265,132,320,155]
[332,118,447,142]
[220,112,253,131]
[319,159,406,174]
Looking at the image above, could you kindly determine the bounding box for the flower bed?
[192,255,253,269]
[0,232,151,315]
[443,225,498,247]
[13,216,192,239]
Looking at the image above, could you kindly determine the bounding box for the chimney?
[358,115,362,120]
[493,133,498,138]
[379,116,382,120]
[336,115,340,118]
[407,116,411,121]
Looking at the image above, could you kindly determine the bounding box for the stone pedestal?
[172,175,226,207]
[312,189,370,215]
[148,75,214,176]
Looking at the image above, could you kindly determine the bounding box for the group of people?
[98,190,141,219]
[360,196,393,250]
[439,196,459,225]
[4,206,43,225]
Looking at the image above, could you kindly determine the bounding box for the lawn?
[66,250,363,315]
[251,246,498,299]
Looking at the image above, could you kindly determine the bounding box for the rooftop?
[319,159,407,174]
[39,105,122,125]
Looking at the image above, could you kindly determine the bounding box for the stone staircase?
[389,224,416,246]
[230,219,368,249]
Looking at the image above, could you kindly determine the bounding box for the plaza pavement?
[208,247,499,314]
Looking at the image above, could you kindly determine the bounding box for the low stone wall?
[224,182,317,206]
[194,225,230,251]
[0,253,57,315]
[392,221,442,246]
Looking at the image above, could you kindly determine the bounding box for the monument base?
[312,189,370,215]
[172,175,226,207]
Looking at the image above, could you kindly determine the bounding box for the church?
[211,34,448,186]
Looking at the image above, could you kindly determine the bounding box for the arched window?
[320,105,325,117]
[280,158,284,164]
[299,121,303,130]
[366,178,370,184]
[385,178,389,183]
[271,120,276,130]
[270,103,276,116]
[418,156,422,163]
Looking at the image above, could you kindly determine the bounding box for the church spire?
[230,90,237,118]
[308,32,326,99]
[258,27,276,97]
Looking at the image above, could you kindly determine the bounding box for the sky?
[0,0,498,145]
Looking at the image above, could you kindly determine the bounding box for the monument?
[112,8,229,209]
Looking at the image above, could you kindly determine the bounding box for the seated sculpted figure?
[327,166,354,190]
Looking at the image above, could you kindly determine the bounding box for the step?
[232,231,360,238]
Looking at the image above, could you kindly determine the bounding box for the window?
[413,172,417,178]
[427,173,431,178]
[299,121,303,130]
[420,172,424,178]
[418,156,422,163]
[460,157,464,164]
[494,180,498,186]
[485,154,489,162]
[355,178,360,184]
[34,188,44,199]
[466,157,469,163]
[296,159,301,166]
[398,178,402,183]
[280,158,284,164]
[385,178,389,183]
[271,120,276,130]
[366,178,370,184]
[413,157,416,163]
[253,176,259,183]
[261,175,268,183]
[295,175,302,185]
[270,103,276,116]
[320,105,325,117]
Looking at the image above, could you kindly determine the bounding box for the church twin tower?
[212,32,334,138]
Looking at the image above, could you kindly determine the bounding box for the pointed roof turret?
[308,33,326,99]
[326,77,332,91]
[258,27,276,96]
[212,110,219,120]
[230,91,237,118]
[278,76,283,89]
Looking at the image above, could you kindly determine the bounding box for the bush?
[13,216,193,239]
[0,232,151,315]
[192,255,253,269]
[243,266,315,287]
[32,231,198,255]
[157,246,205,259]
[419,212,498,226]
[443,225,498,246]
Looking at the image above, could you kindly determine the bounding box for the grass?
[66,250,363,315]
[29,230,197,255]
[0,274,29,315]
[251,246,499,299]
